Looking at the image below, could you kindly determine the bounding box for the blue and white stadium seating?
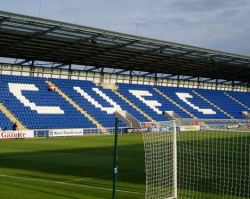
[0,74,249,130]
[51,78,132,128]
[117,83,192,121]
[195,89,249,119]
[0,75,96,129]
[0,109,13,130]
[157,86,230,119]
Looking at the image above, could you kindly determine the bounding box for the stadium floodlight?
[210,56,215,62]
[91,39,97,44]
[207,53,219,62]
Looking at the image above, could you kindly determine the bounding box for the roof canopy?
[0,10,250,84]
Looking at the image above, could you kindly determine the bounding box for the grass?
[0,132,249,199]
[177,131,250,199]
[0,135,145,199]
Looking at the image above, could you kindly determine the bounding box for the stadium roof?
[0,10,250,84]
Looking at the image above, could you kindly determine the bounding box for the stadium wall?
[0,63,249,92]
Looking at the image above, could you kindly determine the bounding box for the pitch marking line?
[0,174,144,195]
[0,149,143,159]
[0,150,112,159]
[0,152,73,159]
[66,170,145,183]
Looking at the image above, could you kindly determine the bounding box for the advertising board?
[49,129,83,137]
[0,130,34,139]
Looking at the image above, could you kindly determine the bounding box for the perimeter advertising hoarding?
[49,129,83,137]
[180,125,200,131]
[0,130,34,139]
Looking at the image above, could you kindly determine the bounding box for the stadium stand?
[195,89,248,119]
[225,91,250,109]
[157,86,230,119]
[51,78,146,128]
[0,109,13,130]
[117,83,192,121]
[0,74,250,130]
[0,74,96,129]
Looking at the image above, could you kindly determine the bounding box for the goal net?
[142,119,250,199]
[142,121,177,199]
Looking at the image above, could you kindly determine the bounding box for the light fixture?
[210,56,215,62]
[91,39,97,45]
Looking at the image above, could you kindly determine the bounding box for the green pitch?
[0,135,145,199]
[0,132,249,199]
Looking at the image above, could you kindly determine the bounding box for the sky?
[1,0,250,56]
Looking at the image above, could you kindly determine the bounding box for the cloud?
[0,0,250,55]
[171,0,247,12]
[207,23,228,34]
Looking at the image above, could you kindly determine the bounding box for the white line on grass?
[66,170,145,183]
[0,152,72,159]
[0,150,113,159]
[0,149,143,159]
[0,174,144,195]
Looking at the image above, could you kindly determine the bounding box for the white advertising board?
[180,125,200,132]
[49,129,83,137]
[0,130,34,139]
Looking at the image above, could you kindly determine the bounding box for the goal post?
[142,119,250,199]
[142,120,177,199]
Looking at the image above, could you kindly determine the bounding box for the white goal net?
[142,119,250,199]
[142,121,177,199]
